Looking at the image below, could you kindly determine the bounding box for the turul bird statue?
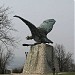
[14,15,56,46]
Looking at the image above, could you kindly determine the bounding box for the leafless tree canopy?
[54,44,74,72]
[0,6,16,74]
[0,6,16,48]
[0,45,14,73]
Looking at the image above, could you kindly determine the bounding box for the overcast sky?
[0,0,74,60]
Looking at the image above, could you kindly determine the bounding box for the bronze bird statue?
[14,15,56,45]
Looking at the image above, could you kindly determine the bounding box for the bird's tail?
[44,37,53,44]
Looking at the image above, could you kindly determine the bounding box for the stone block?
[23,43,54,74]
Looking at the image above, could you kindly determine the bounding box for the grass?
[0,72,75,75]
[44,72,75,75]
[56,72,75,75]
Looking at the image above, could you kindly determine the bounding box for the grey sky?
[0,0,74,60]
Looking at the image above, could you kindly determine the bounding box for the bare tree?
[0,6,16,47]
[54,44,73,72]
[0,45,14,73]
[0,6,16,74]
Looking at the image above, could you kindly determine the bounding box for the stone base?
[23,43,59,75]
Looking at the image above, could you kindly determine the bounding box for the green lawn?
[0,72,75,75]
[57,72,75,75]
[45,72,75,75]
[33,72,75,75]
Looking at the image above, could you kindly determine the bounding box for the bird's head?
[43,19,56,25]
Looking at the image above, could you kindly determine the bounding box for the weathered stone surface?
[6,43,59,75]
[23,43,54,74]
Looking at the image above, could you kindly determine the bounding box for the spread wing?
[14,15,39,36]
[38,19,56,35]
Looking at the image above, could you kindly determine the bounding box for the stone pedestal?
[23,43,59,75]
